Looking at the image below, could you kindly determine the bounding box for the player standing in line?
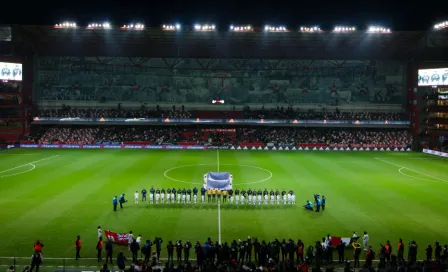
[288,189,294,204]
[187,188,192,203]
[171,187,176,203]
[291,191,296,204]
[181,188,186,203]
[167,188,171,203]
[155,188,161,204]
[281,190,287,205]
[149,187,155,204]
[257,189,262,205]
[247,188,253,205]
[228,188,234,204]
[177,188,182,203]
[217,189,221,202]
[134,191,139,204]
[222,189,227,203]
[161,188,166,204]
[241,189,246,204]
[207,188,212,203]
[263,188,269,205]
[235,188,240,204]
[193,187,198,204]
[142,188,147,202]
[270,189,275,205]
[212,188,217,203]
[275,189,280,205]
[321,195,326,211]
[200,187,206,204]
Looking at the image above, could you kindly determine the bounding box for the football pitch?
[0,148,447,263]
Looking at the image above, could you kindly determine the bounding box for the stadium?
[0,20,448,272]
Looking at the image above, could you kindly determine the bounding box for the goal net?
[204,172,232,190]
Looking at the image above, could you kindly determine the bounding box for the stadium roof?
[5,25,448,60]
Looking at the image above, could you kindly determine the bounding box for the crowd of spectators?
[39,108,193,119]
[39,128,99,144]
[15,235,448,272]
[243,107,407,121]
[0,82,21,93]
[37,107,407,121]
[27,127,411,147]
[238,129,411,147]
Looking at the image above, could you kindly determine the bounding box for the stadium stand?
[38,108,193,118]
[37,107,407,121]
[26,127,412,148]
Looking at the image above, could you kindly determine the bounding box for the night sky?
[1,0,446,31]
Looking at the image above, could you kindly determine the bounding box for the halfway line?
[0,155,60,174]
[217,150,220,172]
[217,149,221,244]
[374,157,448,184]
[218,200,222,244]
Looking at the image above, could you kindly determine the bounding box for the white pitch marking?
[374,157,448,184]
[0,153,40,155]
[0,155,60,174]
[0,164,36,178]
[218,199,222,244]
[397,167,440,183]
[217,149,221,244]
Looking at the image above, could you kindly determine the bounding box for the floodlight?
[162,24,181,31]
[193,23,215,31]
[264,25,286,32]
[55,21,77,29]
[300,26,321,32]
[367,26,391,33]
[333,26,356,32]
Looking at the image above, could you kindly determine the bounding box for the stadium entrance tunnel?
[163,164,272,185]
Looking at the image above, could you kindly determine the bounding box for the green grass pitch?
[0,149,447,265]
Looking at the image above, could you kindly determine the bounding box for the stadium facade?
[0,24,448,148]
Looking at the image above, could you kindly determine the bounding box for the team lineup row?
[112,188,299,209]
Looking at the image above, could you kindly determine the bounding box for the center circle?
[163,164,273,185]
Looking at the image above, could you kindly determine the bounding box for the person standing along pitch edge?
[154,237,163,263]
[75,235,82,260]
[105,239,113,264]
[112,196,118,211]
[119,194,126,209]
[96,237,103,262]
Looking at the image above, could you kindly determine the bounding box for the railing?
[0,257,118,272]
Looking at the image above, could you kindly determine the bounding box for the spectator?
[30,252,43,272]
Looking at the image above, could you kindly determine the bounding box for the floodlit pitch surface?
[0,149,447,260]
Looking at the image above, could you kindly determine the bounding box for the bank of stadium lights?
[194,24,215,31]
[54,22,77,28]
[121,24,145,30]
[333,26,356,32]
[367,26,391,33]
[434,21,448,30]
[264,25,287,32]
[87,22,111,29]
[230,25,252,32]
[162,24,181,31]
[300,26,321,32]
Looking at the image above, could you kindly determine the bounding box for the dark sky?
[1,0,446,31]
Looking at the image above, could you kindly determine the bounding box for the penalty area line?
[374,157,448,184]
[0,155,60,175]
